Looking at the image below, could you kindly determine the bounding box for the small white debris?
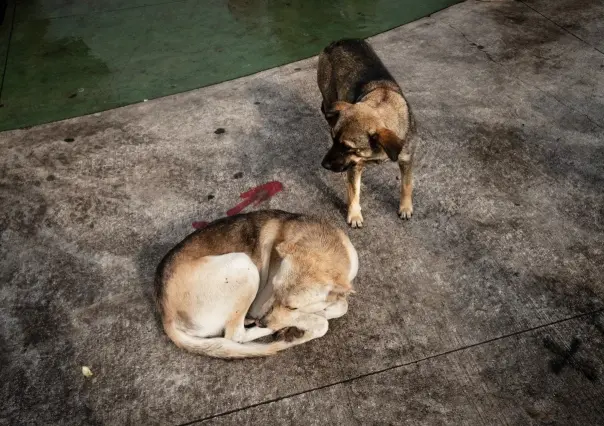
[143,99,148,102]
[78,88,85,93]
[81,366,93,377]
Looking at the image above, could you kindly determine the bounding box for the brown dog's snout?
[321,148,352,173]
[321,157,334,170]
[322,158,353,173]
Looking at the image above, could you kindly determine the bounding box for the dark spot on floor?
[46,175,56,181]
[294,67,301,71]
[64,137,75,142]
[233,172,244,179]
[254,101,260,105]
[214,128,226,134]
[505,15,526,25]
[207,194,215,200]
[477,45,484,49]
[68,93,77,99]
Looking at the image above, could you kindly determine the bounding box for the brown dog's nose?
[321,158,332,170]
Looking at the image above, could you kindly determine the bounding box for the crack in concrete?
[179,308,604,425]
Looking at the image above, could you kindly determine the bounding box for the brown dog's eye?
[368,135,380,151]
[285,305,297,311]
[341,140,356,150]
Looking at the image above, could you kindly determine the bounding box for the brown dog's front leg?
[398,158,413,219]
[346,164,364,228]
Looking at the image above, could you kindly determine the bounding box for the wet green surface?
[0,0,461,131]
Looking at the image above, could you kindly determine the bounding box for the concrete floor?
[1,0,604,424]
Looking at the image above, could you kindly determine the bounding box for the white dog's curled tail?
[164,322,287,359]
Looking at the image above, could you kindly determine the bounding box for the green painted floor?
[0,0,460,131]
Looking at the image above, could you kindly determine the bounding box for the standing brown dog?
[318,38,416,228]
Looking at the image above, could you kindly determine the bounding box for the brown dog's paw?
[347,211,364,228]
[274,327,305,342]
[398,203,413,220]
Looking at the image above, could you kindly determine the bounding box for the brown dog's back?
[318,38,402,107]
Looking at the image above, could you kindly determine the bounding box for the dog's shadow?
[244,77,348,219]
[136,229,180,329]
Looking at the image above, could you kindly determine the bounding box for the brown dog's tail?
[164,321,289,359]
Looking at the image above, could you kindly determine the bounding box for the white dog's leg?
[299,298,348,319]
[236,326,274,342]
[298,301,332,314]
[322,298,348,319]
[271,312,329,346]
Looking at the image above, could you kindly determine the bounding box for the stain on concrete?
[543,336,599,382]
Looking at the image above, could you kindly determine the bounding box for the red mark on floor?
[192,181,283,228]
[227,181,283,216]
[192,221,209,229]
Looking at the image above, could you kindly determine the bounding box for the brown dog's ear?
[331,101,352,112]
[324,101,352,125]
[370,128,405,161]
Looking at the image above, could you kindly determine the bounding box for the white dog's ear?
[331,278,354,294]
[275,241,294,258]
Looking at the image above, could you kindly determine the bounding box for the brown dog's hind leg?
[398,158,413,219]
[346,164,365,228]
